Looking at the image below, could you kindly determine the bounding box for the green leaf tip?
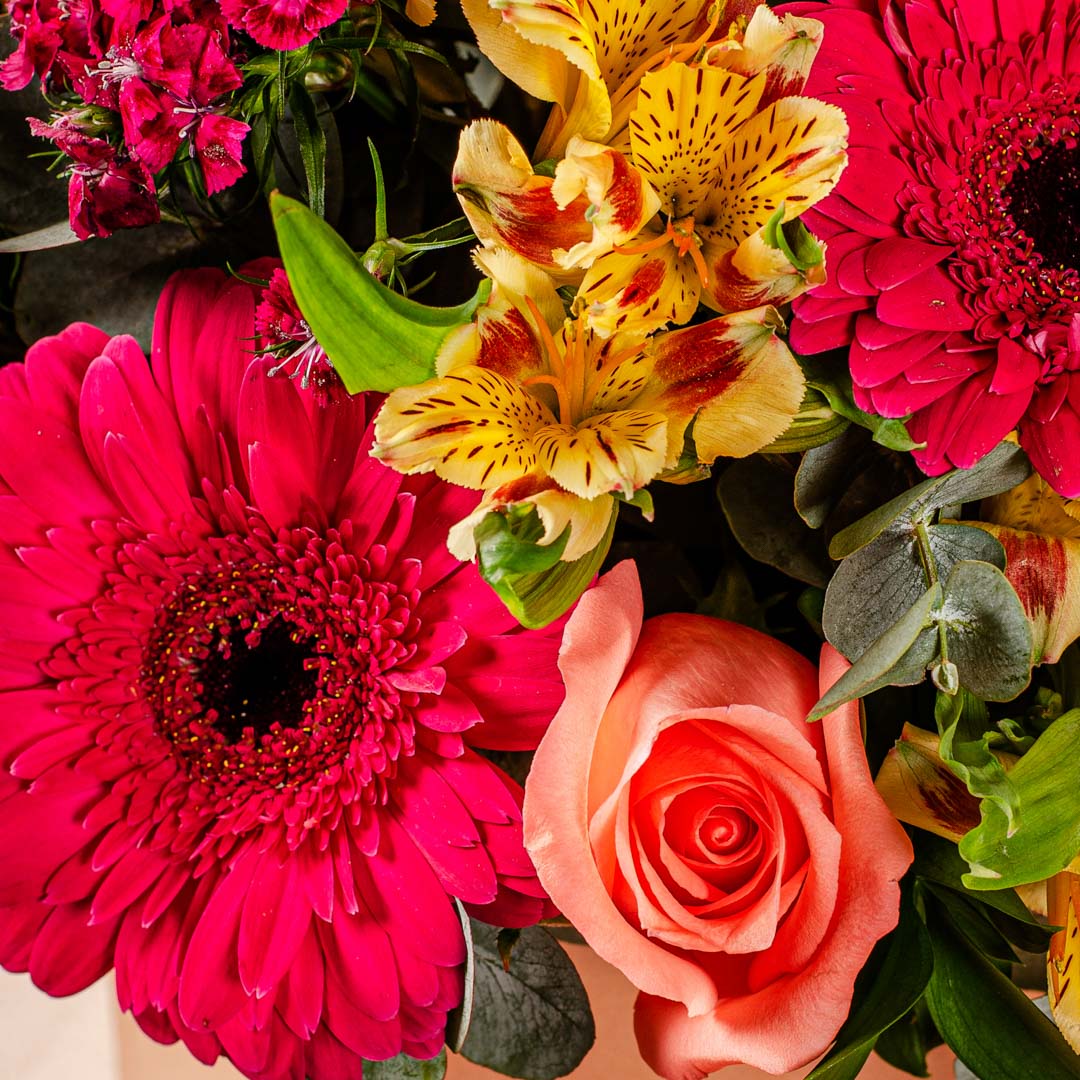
[270,193,486,394]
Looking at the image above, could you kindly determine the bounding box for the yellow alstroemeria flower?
[454,3,846,338]
[461,0,765,157]
[451,119,661,277]
[371,249,804,561]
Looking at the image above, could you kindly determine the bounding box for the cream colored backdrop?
[0,946,956,1080]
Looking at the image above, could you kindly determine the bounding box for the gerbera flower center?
[193,616,319,744]
[1004,140,1080,274]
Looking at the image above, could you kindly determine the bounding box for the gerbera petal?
[373,367,554,489]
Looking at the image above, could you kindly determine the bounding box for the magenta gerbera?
[785,0,1080,496]
[0,268,563,1078]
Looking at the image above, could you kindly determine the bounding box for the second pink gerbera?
[0,268,562,1079]
[786,0,1080,496]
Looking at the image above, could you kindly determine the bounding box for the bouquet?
[2,0,1080,1078]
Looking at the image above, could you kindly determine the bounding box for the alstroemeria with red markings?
[461,0,762,158]
[453,119,660,277]
[962,472,1080,666]
[573,34,846,336]
[372,250,804,563]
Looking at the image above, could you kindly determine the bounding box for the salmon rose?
[522,562,913,1079]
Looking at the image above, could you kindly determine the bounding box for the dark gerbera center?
[197,618,319,743]
[1005,140,1080,273]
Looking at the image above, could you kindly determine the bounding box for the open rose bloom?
[525,562,913,1079]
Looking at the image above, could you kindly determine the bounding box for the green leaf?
[475,507,571,580]
[828,441,1031,560]
[287,84,326,218]
[913,833,1056,953]
[460,922,595,1080]
[805,884,933,1080]
[874,1002,938,1078]
[959,708,1080,888]
[798,355,922,452]
[271,194,486,393]
[717,456,832,587]
[939,560,1033,702]
[363,1051,447,1079]
[445,899,475,1053]
[822,522,1004,663]
[477,503,616,629]
[922,897,1080,1079]
[808,583,941,720]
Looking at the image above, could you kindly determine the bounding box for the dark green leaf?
[939,560,1033,702]
[922,898,1080,1079]
[717,456,832,587]
[805,884,933,1080]
[287,84,327,218]
[363,1050,447,1079]
[960,708,1080,889]
[809,583,941,720]
[874,1002,938,1078]
[271,194,485,393]
[460,922,595,1080]
[475,507,570,579]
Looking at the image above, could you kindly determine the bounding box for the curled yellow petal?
[1049,872,1080,1053]
[703,226,826,313]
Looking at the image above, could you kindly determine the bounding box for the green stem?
[915,521,949,667]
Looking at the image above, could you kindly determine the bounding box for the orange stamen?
[523,296,566,379]
[522,374,572,424]
[612,229,672,257]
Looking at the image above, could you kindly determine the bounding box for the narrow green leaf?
[808,583,941,720]
[271,194,486,393]
[478,504,617,629]
[363,1050,447,1079]
[805,885,933,1080]
[923,899,1080,1079]
[287,84,327,218]
[461,922,595,1080]
[960,708,1080,889]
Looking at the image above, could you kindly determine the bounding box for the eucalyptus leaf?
[805,884,933,1080]
[809,583,941,720]
[829,442,1031,560]
[959,709,1080,889]
[823,522,1004,663]
[0,220,79,252]
[939,560,1033,702]
[363,1050,447,1079]
[271,193,486,393]
[460,922,595,1080]
[445,899,475,1053]
[922,899,1080,1079]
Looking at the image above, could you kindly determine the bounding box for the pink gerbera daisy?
[785,0,1080,496]
[0,268,562,1078]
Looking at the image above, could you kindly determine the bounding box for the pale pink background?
[0,944,955,1080]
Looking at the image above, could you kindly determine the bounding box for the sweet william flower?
[785,0,1080,497]
[0,268,564,1078]
[217,0,349,51]
[522,562,913,1079]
